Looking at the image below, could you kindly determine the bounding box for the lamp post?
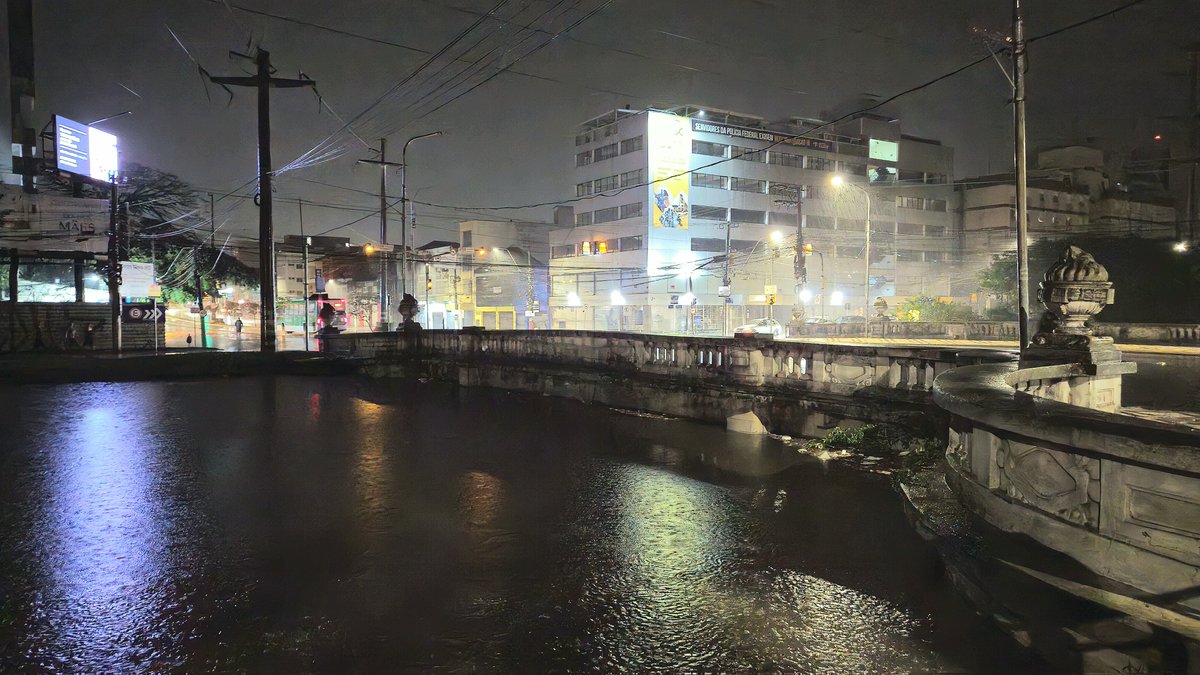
[357,139,403,331]
[832,174,871,328]
[401,131,444,296]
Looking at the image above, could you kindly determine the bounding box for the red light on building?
[1154,134,1163,142]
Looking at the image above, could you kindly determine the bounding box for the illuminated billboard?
[868,138,898,163]
[55,115,119,181]
[647,112,690,230]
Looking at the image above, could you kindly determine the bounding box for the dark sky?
[29,0,1200,245]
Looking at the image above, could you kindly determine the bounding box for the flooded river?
[0,376,1035,671]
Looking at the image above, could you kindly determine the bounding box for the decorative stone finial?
[397,293,422,332]
[873,297,889,318]
[1035,246,1114,337]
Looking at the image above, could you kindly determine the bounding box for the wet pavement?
[0,376,1038,671]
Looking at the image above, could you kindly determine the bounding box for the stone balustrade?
[322,329,967,395]
[934,362,1200,610]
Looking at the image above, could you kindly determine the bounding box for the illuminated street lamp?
[1174,241,1189,253]
[831,174,871,325]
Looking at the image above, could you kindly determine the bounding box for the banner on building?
[691,119,835,153]
[648,112,691,230]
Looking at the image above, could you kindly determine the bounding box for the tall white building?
[549,107,957,333]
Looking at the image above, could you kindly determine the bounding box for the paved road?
[165,315,318,351]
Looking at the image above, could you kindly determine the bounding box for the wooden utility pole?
[1013,0,1031,352]
[210,49,315,352]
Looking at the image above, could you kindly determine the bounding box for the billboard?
[648,112,690,230]
[55,115,119,181]
[691,118,835,153]
[868,138,899,163]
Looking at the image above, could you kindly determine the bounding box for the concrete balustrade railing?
[322,329,967,396]
[791,320,1200,344]
[933,362,1200,609]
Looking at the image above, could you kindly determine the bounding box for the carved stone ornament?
[1035,245,1114,337]
[397,293,422,331]
[873,297,889,318]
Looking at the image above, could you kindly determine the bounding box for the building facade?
[549,107,957,333]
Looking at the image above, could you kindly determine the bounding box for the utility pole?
[1187,48,1200,242]
[358,138,404,330]
[107,178,121,353]
[299,199,310,352]
[721,221,737,335]
[210,49,315,352]
[400,131,444,297]
[1013,0,1032,352]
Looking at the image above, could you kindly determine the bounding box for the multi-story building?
[550,106,957,333]
[453,220,551,329]
[956,145,1178,272]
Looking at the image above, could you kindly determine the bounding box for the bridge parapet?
[321,329,971,396]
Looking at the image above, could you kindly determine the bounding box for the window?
[596,239,617,254]
[925,225,946,237]
[462,230,473,247]
[841,162,867,176]
[692,172,726,189]
[769,211,797,225]
[768,151,804,168]
[620,169,644,187]
[731,145,765,162]
[896,249,920,261]
[595,143,618,161]
[690,237,726,252]
[575,150,592,167]
[594,206,619,223]
[807,156,833,171]
[730,177,766,193]
[897,196,924,210]
[838,219,866,231]
[730,239,758,252]
[836,246,863,258]
[692,140,727,157]
[576,181,593,197]
[595,175,619,192]
[692,205,728,220]
[898,169,923,182]
[807,215,835,229]
[575,211,592,226]
[620,135,643,154]
[619,202,643,219]
[619,235,643,251]
[926,199,947,212]
[580,241,595,256]
[925,173,947,184]
[552,244,576,259]
[730,208,765,224]
[575,132,592,146]
[897,222,923,236]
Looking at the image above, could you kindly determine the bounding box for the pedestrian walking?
[235,318,243,335]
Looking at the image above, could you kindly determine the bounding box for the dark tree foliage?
[978,237,1200,323]
[44,163,258,299]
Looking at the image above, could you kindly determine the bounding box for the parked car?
[734,318,782,338]
[804,317,832,324]
[834,315,865,324]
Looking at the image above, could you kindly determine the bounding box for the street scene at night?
[2,0,1200,671]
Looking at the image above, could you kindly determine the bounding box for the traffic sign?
[122,304,165,323]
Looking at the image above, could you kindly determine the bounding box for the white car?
[734,318,782,338]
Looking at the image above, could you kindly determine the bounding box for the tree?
[45,163,257,299]
[898,296,978,322]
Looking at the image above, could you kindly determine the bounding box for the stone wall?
[792,320,1200,344]
[0,302,163,352]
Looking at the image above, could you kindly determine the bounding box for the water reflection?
[0,377,1032,672]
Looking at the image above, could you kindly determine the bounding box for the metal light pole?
[401,131,444,296]
[357,139,404,330]
[832,175,871,326]
[299,199,310,352]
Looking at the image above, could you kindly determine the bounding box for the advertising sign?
[868,138,899,163]
[55,115,119,182]
[691,118,835,153]
[648,112,691,230]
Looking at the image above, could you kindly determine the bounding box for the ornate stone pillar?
[1025,246,1119,365]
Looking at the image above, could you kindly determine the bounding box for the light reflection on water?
[0,377,1030,672]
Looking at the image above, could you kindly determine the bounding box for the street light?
[831,174,871,326]
[1174,241,1189,253]
[401,131,444,296]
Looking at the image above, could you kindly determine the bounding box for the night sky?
[27,0,1200,244]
